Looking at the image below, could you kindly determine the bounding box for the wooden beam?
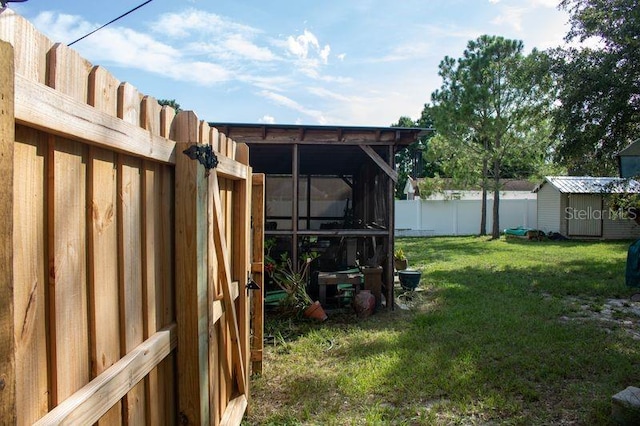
[173,111,210,424]
[250,174,265,376]
[232,165,251,403]
[33,324,177,426]
[210,172,247,396]
[359,144,398,182]
[14,74,176,164]
[0,39,16,425]
[220,395,248,426]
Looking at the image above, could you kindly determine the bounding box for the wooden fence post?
[173,111,210,424]
[250,174,265,376]
[0,39,16,424]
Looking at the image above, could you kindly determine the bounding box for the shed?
[209,122,428,308]
[533,176,640,239]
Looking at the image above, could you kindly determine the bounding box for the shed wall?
[566,194,603,237]
[602,200,640,239]
[536,184,561,233]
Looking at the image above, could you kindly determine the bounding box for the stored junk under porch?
[210,123,427,309]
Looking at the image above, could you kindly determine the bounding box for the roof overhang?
[209,123,432,177]
[209,122,432,146]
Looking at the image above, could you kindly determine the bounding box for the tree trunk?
[480,156,488,236]
[492,158,501,239]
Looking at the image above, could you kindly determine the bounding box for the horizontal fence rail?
[0,9,262,425]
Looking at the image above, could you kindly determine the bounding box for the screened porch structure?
[209,123,428,309]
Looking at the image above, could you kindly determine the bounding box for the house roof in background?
[617,139,640,156]
[412,178,537,192]
[534,176,640,194]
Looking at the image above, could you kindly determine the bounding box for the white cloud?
[307,87,353,103]
[491,6,527,32]
[530,0,560,8]
[223,34,277,62]
[32,11,94,44]
[286,29,331,66]
[152,9,258,39]
[258,115,276,124]
[259,90,327,124]
[287,30,320,59]
[33,12,231,86]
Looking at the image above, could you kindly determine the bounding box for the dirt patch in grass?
[550,293,640,340]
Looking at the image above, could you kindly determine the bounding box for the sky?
[11,0,572,127]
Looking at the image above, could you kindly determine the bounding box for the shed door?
[567,194,603,237]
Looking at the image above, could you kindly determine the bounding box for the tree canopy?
[392,112,436,199]
[428,35,555,237]
[550,0,640,174]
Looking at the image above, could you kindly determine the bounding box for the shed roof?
[533,176,640,194]
[208,122,432,176]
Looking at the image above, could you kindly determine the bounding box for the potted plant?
[394,247,408,271]
[271,251,327,320]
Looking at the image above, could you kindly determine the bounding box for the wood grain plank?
[88,66,119,117]
[142,160,162,425]
[0,9,54,83]
[160,106,176,139]
[141,96,162,136]
[210,172,247,396]
[117,83,142,126]
[117,154,146,425]
[250,173,265,376]
[220,395,248,426]
[173,111,210,424]
[48,137,90,404]
[47,43,93,102]
[0,39,16,424]
[141,92,165,424]
[233,166,251,404]
[15,75,176,164]
[359,144,398,182]
[87,64,122,426]
[88,147,121,426]
[117,81,147,425]
[13,126,49,424]
[158,164,176,425]
[33,324,177,426]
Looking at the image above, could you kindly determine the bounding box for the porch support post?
[386,144,395,310]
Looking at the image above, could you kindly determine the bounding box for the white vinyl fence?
[395,194,537,236]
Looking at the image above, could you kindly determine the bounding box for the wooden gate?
[0,10,264,425]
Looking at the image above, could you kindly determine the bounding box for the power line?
[68,0,154,47]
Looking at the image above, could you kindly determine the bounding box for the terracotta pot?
[303,301,328,321]
[394,259,408,270]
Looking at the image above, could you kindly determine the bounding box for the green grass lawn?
[244,237,640,425]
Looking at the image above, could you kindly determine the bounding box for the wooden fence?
[0,10,264,425]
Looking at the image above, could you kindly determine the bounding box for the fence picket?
[14,125,49,424]
[0,10,53,83]
[87,64,123,426]
[1,12,258,425]
[48,137,90,403]
[0,39,16,425]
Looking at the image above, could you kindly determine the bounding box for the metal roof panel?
[534,176,640,194]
